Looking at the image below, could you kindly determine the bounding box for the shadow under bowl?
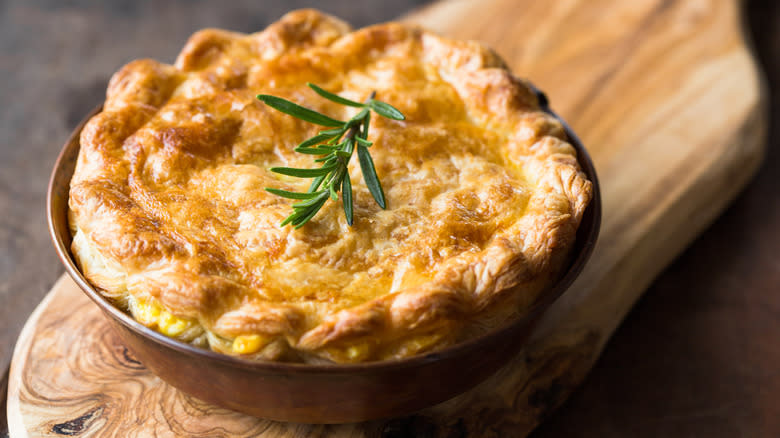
[47,94,601,424]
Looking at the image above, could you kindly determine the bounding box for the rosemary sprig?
[257,83,405,228]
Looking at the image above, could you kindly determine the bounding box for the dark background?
[1,1,778,436]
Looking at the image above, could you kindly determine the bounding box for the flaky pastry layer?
[68,9,592,363]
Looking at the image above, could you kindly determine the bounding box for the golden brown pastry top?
[68,9,592,363]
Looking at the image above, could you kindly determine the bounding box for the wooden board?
[7,0,766,436]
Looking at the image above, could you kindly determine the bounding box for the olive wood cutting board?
[6,0,766,436]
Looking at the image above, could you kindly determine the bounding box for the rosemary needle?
[257,83,404,228]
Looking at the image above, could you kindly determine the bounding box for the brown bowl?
[47,91,601,424]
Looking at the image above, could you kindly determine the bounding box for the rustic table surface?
[1,0,778,436]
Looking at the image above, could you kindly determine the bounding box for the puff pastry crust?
[68,9,592,363]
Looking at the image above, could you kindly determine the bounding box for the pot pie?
[68,9,592,363]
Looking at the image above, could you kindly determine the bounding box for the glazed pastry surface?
[69,9,592,363]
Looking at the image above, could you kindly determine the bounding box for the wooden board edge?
[525,57,769,436]
[6,276,71,438]
[1,366,9,438]
[737,0,772,145]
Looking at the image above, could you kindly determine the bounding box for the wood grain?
[8,277,394,438]
[6,0,767,436]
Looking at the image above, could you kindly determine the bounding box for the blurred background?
[0,0,778,436]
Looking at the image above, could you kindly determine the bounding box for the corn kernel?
[134,300,161,327]
[158,310,192,337]
[232,334,270,355]
[345,343,371,361]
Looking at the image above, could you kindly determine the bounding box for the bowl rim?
[47,91,601,374]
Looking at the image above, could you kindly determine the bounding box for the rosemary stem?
[261,86,401,227]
